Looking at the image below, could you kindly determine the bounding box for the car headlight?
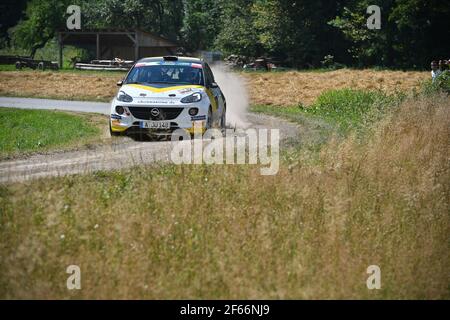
[117,91,133,103]
[181,92,202,104]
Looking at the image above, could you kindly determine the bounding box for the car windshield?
[125,63,204,86]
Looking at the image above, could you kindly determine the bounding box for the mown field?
[244,69,428,106]
[0,72,448,298]
[0,68,429,105]
[0,108,108,160]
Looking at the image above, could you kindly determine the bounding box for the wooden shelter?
[57,29,179,67]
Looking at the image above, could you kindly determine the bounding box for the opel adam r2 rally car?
[110,56,226,138]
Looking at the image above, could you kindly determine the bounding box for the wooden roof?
[58,29,178,48]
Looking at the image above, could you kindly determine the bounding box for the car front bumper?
[110,100,209,135]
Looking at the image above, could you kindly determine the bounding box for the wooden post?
[96,33,100,60]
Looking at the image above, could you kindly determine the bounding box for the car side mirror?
[117,80,123,87]
[210,82,218,88]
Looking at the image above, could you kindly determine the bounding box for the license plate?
[140,121,170,129]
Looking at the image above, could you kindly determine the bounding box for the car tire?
[220,107,226,130]
[206,107,213,129]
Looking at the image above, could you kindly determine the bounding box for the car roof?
[138,56,203,64]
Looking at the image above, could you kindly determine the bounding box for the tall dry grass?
[0,93,448,299]
[0,71,122,102]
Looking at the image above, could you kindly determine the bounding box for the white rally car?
[110,56,226,137]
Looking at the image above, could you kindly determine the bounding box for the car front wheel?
[220,107,226,129]
[206,107,213,129]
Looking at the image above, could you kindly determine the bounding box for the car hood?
[120,83,205,99]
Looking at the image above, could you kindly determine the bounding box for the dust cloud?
[211,64,250,128]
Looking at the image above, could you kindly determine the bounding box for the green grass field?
[0,108,104,159]
[0,65,18,72]
[252,88,404,134]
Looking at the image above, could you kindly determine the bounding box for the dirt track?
[0,111,307,183]
[0,66,337,183]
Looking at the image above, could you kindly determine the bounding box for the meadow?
[0,75,448,299]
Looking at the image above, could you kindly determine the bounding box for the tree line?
[1,0,449,69]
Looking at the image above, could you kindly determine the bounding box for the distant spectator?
[431,61,441,82]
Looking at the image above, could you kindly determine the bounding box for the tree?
[389,0,450,68]
[8,0,449,68]
[329,0,450,68]
[182,0,223,52]
[11,0,185,57]
[82,0,184,41]
[11,0,70,57]
[214,0,262,57]
[253,0,346,67]
[0,0,28,45]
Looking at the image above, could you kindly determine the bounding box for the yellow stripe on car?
[110,120,127,132]
[205,89,218,111]
[110,126,127,132]
[126,84,203,93]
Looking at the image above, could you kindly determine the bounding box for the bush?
[320,55,346,70]
[418,71,450,99]
[432,71,450,93]
[303,88,399,132]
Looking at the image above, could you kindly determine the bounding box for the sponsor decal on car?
[178,88,193,94]
[135,99,176,104]
[191,63,203,69]
[191,115,206,121]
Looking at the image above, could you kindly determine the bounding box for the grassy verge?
[252,88,404,136]
[0,91,448,299]
[0,108,106,159]
[0,65,18,72]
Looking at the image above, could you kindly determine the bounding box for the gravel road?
[0,98,302,183]
[0,96,110,114]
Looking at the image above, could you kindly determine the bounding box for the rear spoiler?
[163,56,178,61]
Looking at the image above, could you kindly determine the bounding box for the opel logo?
[150,108,160,117]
